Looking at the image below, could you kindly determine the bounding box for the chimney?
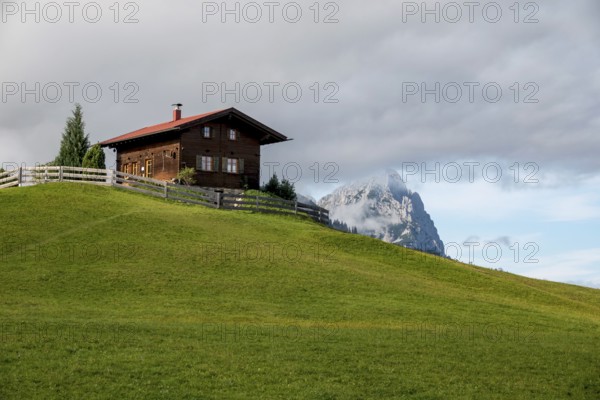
[172,103,183,121]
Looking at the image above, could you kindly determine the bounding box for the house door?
[145,159,153,178]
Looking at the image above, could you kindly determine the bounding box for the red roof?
[101,107,288,147]
[100,109,225,146]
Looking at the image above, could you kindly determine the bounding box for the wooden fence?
[0,166,329,223]
[0,166,113,189]
[221,193,329,224]
[114,170,220,208]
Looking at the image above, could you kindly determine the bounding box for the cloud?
[522,248,600,288]
[1,0,600,182]
[490,236,512,247]
[538,193,600,222]
[463,236,480,244]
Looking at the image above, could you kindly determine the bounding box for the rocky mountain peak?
[318,170,444,256]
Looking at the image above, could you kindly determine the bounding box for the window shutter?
[222,157,228,173]
[239,159,244,174]
[213,156,219,172]
[196,155,202,170]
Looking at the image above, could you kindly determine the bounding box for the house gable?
[101,107,288,148]
[101,107,288,189]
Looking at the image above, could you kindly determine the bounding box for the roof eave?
[101,107,289,148]
[261,137,293,146]
[212,108,289,142]
[101,127,181,148]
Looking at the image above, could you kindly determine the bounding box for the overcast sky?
[1,0,599,288]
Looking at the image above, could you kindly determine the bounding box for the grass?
[244,189,271,196]
[0,183,599,399]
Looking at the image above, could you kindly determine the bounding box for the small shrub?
[177,167,197,186]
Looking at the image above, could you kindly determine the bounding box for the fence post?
[295,201,298,214]
[164,181,168,199]
[216,192,222,209]
[59,166,64,182]
[256,196,259,210]
[17,167,22,187]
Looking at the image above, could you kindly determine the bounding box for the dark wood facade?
[115,136,180,182]
[101,108,288,190]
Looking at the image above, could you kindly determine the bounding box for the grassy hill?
[0,183,599,399]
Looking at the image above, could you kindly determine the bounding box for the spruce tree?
[263,174,280,195]
[278,178,297,201]
[54,104,90,167]
[82,144,106,169]
[262,174,297,201]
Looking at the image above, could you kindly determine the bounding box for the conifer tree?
[82,143,106,169]
[54,104,90,167]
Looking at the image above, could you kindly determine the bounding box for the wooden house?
[101,106,288,189]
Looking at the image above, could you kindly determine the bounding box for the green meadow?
[0,184,599,399]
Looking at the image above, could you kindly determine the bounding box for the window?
[145,159,153,178]
[163,150,177,159]
[203,126,212,138]
[202,156,212,171]
[196,155,219,172]
[223,158,244,174]
[122,163,129,174]
[131,162,139,176]
[227,158,238,173]
[203,156,213,171]
[229,129,238,141]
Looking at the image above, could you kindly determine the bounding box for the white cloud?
[521,248,600,288]
[2,0,600,178]
[538,194,600,222]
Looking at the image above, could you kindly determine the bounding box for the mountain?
[318,170,445,255]
[296,193,317,206]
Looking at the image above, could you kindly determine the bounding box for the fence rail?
[0,167,329,223]
[220,193,329,224]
